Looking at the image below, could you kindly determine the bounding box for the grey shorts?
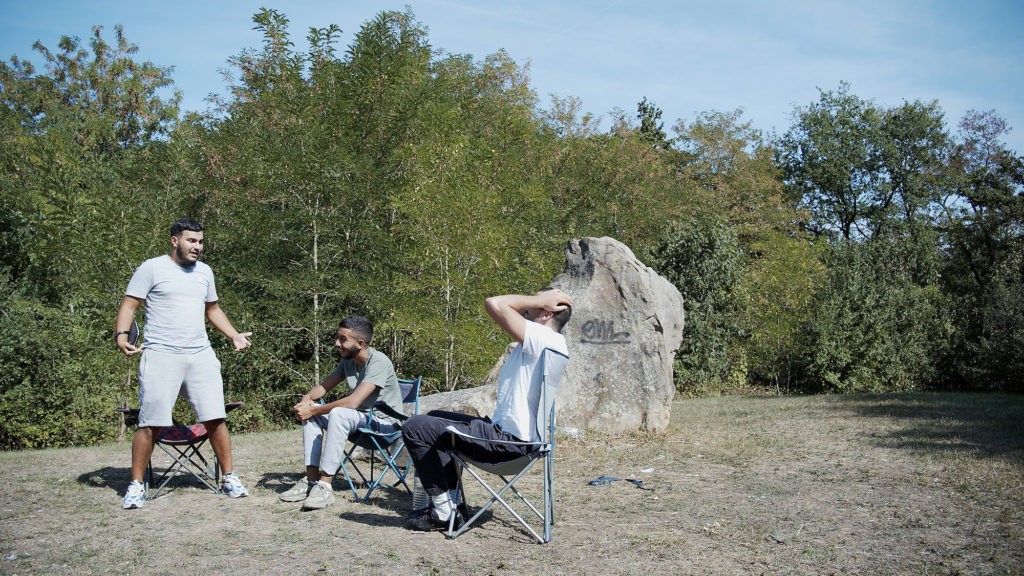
[137,347,226,427]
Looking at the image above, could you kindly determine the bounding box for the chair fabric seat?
[353,427,404,447]
[460,450,548,476]
[158,424,209,444]
[115,401,243,499]
[337,376,422,502]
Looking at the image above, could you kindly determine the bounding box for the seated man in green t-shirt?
[278,316,404,510]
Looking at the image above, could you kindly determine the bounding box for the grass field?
[1,393,1021,575]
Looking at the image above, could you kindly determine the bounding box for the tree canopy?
[1,10,1020,449]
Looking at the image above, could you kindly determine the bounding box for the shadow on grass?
[830,392,1024,459]
[76,465,221,496]
[257,470,420,522]
[76,466,132,492]
[257,470,411,499]
[257,471,306,495]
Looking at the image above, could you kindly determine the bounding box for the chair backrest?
[397,375,422,416]
[535,348,570,443]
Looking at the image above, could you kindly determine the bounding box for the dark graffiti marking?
[580,319,631,344]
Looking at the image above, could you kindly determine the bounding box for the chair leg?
[445,456,547,544]
[343,438,414,502]
[447,461,467,538]
[362,444,412,501]
[338,445,369,501]
[148,441,220,499]
[544,453,553,542]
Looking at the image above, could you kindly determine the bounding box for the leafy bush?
[0,289,122,448]
[800,239,950,393]
[651,217,747,395]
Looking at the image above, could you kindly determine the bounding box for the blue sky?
[3,0,1023,153]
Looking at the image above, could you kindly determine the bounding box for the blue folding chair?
[339,375,422,501]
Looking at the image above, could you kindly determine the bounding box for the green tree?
[191,9,382,421]
[939,110,1024,390]
[199,9,564,402]
[0,24,179,306]
[778,83,949,248]
[650,216,746,395]
[777,84,957,393]
[547,109,677,249]
[389,48,558,391]
[777,83,881,240]
[636,96,671,151]
[0,25,180,447]
[802,239,949,393]
[673,109,822,392]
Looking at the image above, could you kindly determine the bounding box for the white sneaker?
[122,480,146,509]
[301,481,335,510]
[279,479,315,502]
[220,472,249,498]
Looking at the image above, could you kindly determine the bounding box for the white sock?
[431,492,453,519]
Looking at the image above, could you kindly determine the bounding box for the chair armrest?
[444,425,546,449]
[368,400,408,423]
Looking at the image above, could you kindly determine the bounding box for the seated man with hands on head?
[401,287,572,531]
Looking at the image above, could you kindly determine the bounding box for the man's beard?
[176,245,199,266]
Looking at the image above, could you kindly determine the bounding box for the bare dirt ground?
[1,393,1021,575]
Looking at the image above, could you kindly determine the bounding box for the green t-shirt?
[330,347,403,417]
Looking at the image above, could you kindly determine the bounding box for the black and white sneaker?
[406,508,452,531]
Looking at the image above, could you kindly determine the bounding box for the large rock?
[420,237,685,433]
[552,237,684,432]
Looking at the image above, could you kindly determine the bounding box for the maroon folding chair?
[117,402,243,499]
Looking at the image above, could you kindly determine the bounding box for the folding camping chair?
[444,347,570,543]
[338,375,422,502]
[114,318,245,499]
[117,402,244,499]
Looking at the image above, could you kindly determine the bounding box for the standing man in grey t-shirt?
[114,218,253,509]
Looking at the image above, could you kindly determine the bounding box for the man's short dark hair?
[339,316,374,344]
[551,306,572,333]
[170,218,204,237]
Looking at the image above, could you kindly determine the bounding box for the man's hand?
[117,340,143,357]
[486,288,574,343]
[539,288,573,312]
[232,332,253,351]
[293,399,319,422]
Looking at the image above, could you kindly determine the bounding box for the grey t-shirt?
[126,254,217,353]
[330,348,403,417]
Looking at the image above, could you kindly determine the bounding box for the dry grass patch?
[1,393,1021,575]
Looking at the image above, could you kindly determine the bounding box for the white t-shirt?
[126,254,217,353]
[491,320,568,442]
